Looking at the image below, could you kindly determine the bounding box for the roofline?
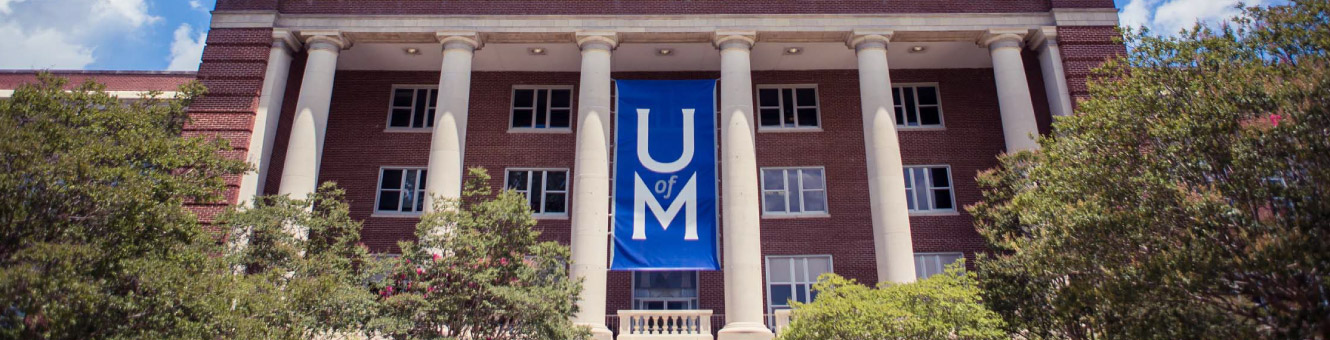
[0,70,198,76]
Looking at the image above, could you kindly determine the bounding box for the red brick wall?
[1056,26,1127,108]
[0,71,196,91]
[215,0,1119,14]
[185,28,274,227]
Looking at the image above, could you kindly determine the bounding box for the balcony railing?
[616,310,714,340]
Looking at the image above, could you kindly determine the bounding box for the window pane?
[807,258,831,281]
[530,172,545,212]
[892,87,902,105]
[549,109,571,128]
[770,285,793,306]
[378,190,400,211]
[795,285,808,303]
[546,171,567,191]
[507,171,528,190]
[418,170,427,187]
[933,189,953,210]
[930,168,950,187]
[415,190,426,211]
[759,108,781,127]
[758,88,779,107]
[917,86,939,105]
[894,107,905,125]
[512,109,534,128]
[544,193,566,214]
[781,88,796,125]
[903,87,918,125]
[787,174,801,212]
[392,89,413,107]
[381,170,403,189]
[762,170,785,190]
[429,89,439,107]
[534,90,549,127]
[401,170,418,211]
[913,169,931,210]
[513,89,534,107]
[795,88,817,106]
[801,169,824,190]
[425,108,436,128]
[412,89,430,128]
[769,258,792,282]
[390,109,412,127]
[906,188,916,210]
[803,191,826,212]
[550,89,571,108]
[796,108,818,127]
[763,192,787,213]
[919,106,941,125]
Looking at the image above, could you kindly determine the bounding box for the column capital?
[272,28,302,54]
[576,31,619,51]
[1027,26,1059,50]
[979,29,1027,50]
[436,31,483,51]
[299,30,350,51]
[847,30,895,51]
[713,30,757,50]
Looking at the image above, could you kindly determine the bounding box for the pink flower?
[416,267,425,275]
[433,253,442,261]
[499,258,509,266]
[427,286,436,293]
[1270,114,1283,126]
[385,286,394,294]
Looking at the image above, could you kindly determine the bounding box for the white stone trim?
[1051,8,1121,27]
[0,90,181,99]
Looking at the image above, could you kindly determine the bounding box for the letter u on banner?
[611,79,719,271]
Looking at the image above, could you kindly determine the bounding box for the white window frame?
[630,271,701,310]
[755,84,822,132]
[503,168,570,219]
[384,85,438,132]
[373,166,428,217]
[904,165,958,216]
[913,252,965,279]
[759,167,830,218]
[892,83,945,130]
[765,255,834,321]
[508,85,575,133]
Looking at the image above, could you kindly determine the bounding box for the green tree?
[368,168,588,340]
[969,1,1330,339]
[779,262,1007,340]
[0,74,250,338]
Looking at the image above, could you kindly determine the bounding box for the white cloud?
[166,23,206,71]
[189,0,205,11]
[0,0,161,69]
[1120,0,1271,34]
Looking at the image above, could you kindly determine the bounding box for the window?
[387,86,437,129]
[511,86,573,130]
[914,252,964,279]
[505,169,568,216]
[893,85,943,128]
[904,166,955,213]
[633,271,698,310]
[757,85,820,129]
[761,167,828,216]
[376,168,428,214]
[766,256,832,315]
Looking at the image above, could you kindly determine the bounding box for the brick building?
[2,1,1124,338]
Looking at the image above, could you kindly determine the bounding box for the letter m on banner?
[612,79,719,271]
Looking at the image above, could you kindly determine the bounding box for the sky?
[0,0,1290,72]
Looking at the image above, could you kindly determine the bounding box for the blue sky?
[0,0,1286,71]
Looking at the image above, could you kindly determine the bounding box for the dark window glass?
[917,86,939,105]
[507,171,528,190]
[401,170,418,210]
[795,88,817,106]
[390,109,412,127]
[770,285,793,305]
[919,107,941,125]
[378,191,400,211]
[781,89,796,125]
[381,170,403,189]
[426,108,436,127]
[795,285,808,303]
[418,170,427,187]
[549,109,570,128]
[759,109,781,126]
[546,171,567,190]
[930,168,950,187]
[512,109,534,128]
[393,89,413,107]
[530,174,544,212]
[550,89,571,108]
[429,88,439,106]
[933,189,953,209]
[894,107,905,125]
[544,193,565,213]
[892,88,902,106]
[797,108,818,127]
[415,191,425,211]
[758,88,779,107]
[534,90,549,128]
[903,87,918,125]
[514,89,534,107]
[412,89,429,128]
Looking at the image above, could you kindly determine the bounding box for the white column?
[423,32,480,211]
[277,31,348,201]
[982,29,1041,152]
[715,31,774,340]
[1031,27,1074,118]
[569,32,616,340]
[237,29,299,206]
[850,31,918,284]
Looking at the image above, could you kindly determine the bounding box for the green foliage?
[780,262,1006,340]
[368,168,589,339]
[970,1,1330,339]
[0,74,249,338]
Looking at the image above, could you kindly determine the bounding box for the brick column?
[277,31,348,202]
[423,32,480,210]
[981,29,1041,152]
[715,31,774,340]
[850,31,917,284]
[236,29,299,205]
[569,31,616,340]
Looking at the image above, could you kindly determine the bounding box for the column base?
[717,322,774,340]
[578,322,613,340]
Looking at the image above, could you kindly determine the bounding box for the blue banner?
[611,79,719,271]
